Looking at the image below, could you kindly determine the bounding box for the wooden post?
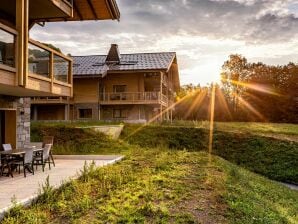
[50,52,54,93]
[33,105,37,121]
[16,0,29,86]
[69,59,73,97]
[64,104,68,121]
[160,72,163,122]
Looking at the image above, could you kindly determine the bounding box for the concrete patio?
[0,155,123,218]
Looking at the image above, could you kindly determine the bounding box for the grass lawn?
[2,147,298,224]
[6,122,295,223]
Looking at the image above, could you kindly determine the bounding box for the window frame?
[78,108,93,119]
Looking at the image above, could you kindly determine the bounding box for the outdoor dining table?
[0,147,43,174]
[0,147,43,156]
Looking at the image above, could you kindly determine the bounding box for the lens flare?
[208,83,216,164]
[221,78,280,96]
[233,93,266,121]
[184,90,207,119]
[123,88,202,140]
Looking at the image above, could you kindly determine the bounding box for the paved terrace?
[0,155,123,218]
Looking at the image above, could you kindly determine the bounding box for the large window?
[0,28,15,68]
[28,43,50,78]
[113,85,127,93]
[79,109,92,119]
[54,55,69,82]
[113,108,128,119]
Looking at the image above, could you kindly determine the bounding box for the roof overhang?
[33,0,120,23]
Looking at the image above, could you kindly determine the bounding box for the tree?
[221,54,249,113]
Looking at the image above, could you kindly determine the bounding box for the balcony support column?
[160,72,163,122]
[33,105,38,121]
[16,0,29,87]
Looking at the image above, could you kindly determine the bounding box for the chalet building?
[31,44,180,123]
[0,0,120,149]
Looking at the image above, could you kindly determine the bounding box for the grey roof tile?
[72,52,176,77]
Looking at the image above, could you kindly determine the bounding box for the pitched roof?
[72,52,176,77]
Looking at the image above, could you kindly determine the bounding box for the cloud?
[30,0,298,85]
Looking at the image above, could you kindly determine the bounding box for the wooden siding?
[34,105,66,120]
[104,73,144,92]
[73,79,100,103]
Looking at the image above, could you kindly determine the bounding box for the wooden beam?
[86,0,98,19]
[49,52,54,93]
[16,0,26,86]
[73,0,83,20]
[23,0,29,87]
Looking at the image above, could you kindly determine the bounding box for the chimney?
[105,44,121,64]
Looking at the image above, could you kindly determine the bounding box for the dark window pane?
[113,85,127,93]
[0,29,15,68]
[79,109,92,119]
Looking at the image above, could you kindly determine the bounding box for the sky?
[30,0,298,86]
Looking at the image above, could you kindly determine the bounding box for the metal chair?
[34,144,52,172]
[2,144,12,151]
[42,136,55,167]
[12,149,34,177]
[0,154,13,178]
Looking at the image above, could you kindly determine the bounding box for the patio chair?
[2,144,12,151]
[11,148,34,178]
[0,154,13,178]
[34,144,52,172]
[42,136,55,167]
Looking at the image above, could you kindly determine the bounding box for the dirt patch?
[171,167,228,223]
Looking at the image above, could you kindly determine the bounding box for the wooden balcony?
[0,22,73,97]
[100,92,168,106]
[31,96,70,105]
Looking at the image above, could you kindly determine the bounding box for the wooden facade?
[31,46,180,123]
[0,0,120,148]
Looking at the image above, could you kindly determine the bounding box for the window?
[79,109,92,119]
[0,28,15,68]
[113,85,127,93]
[113,109,128,119]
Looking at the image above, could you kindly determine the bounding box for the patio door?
[0,110,16,149]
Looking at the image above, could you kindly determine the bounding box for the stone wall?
[0,95,31,147]
[16,98,31,147]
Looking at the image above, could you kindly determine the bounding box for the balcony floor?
[0,155,123,218]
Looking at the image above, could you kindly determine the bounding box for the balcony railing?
[31,96,70,104]
[28,39,72,85]
[0,22,72,97]
[100,92,168,105]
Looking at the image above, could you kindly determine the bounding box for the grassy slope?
[160,121,298,135]
[3,148,298,224]
[122,125,298,184]
[31,124,128,155]
[32,121,298,135]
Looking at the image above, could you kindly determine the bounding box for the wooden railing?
[100,92,168,105]
[28,39,72,87]
[31,96,70,104]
